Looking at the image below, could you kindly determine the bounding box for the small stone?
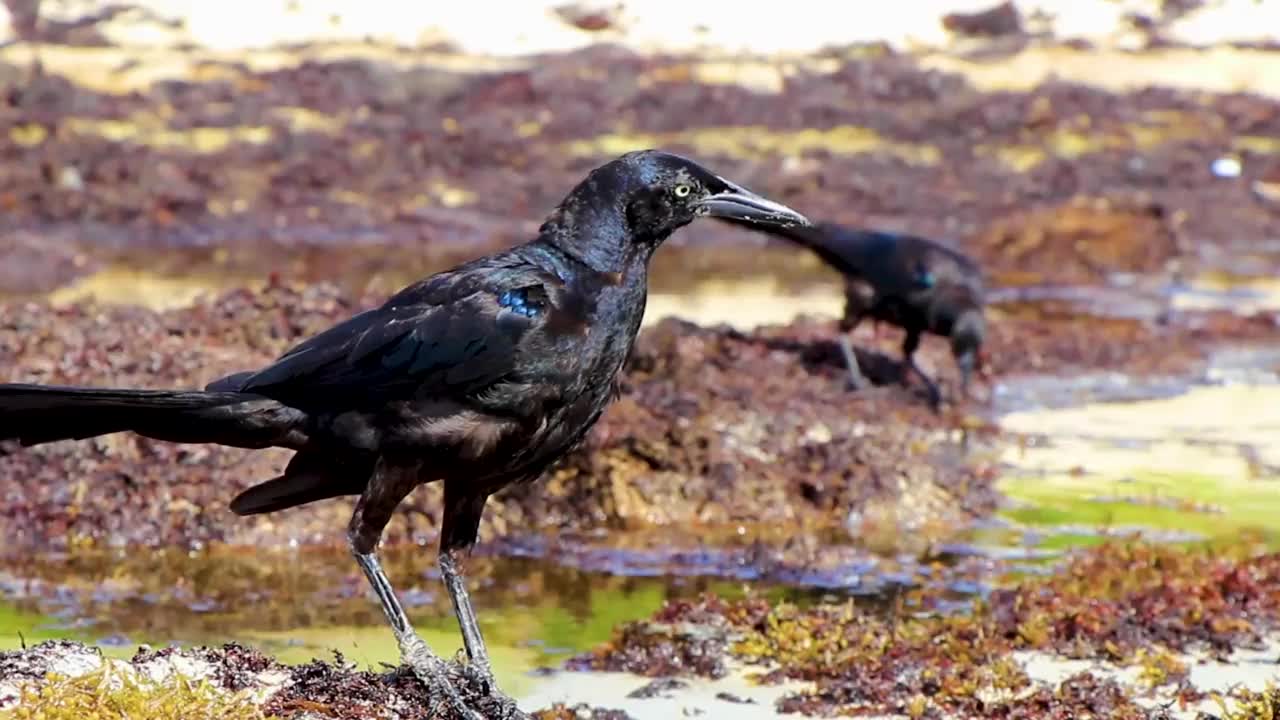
[942,1,1023,38]
[626,677,689,699]
[553,3,621,32]
[1211,156,1242,178]
[57,166,85,191]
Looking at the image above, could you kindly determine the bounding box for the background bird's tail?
[715,217,867,277]
[726,219,832,250]
[0,384,307,449]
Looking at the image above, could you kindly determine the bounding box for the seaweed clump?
[574,542,1280,717]
[532,704,636,720]
[261,651,433,719]
[985,672,1174,720]
[567,595,770,679]
[990,542,1280,660]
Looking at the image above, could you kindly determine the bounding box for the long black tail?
[0,384,308,449]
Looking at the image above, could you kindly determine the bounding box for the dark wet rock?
[942,1,1023,38]
[714,691,755,704]
[553,3,621,33]
[625,677,688,699]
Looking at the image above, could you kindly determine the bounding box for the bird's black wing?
[207,260,569,412]
[859,233,982,297]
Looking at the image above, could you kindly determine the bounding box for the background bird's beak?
[698,177,811,228]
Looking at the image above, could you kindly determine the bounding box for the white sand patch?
[9,1,1280,57]
[518,659,815,720]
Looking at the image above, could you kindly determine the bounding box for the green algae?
[0,606,76,649]
[1001,469,1280,546]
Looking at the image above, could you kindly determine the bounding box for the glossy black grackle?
[722,220,986,407]
[0,150,810,719]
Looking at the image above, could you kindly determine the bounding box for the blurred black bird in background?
[720,219,986,408]
[0,150,810,719]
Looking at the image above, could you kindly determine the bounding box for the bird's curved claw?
[460,656,496,693]
[482,690,527,720]
[467,671,526,720]
[453,656,528,720]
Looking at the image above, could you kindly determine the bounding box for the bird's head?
[546,149,810,268]
[950,307,987,395]
[617,149,810,238]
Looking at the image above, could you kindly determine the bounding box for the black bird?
[722,220,985,407]
[0,150,810,719]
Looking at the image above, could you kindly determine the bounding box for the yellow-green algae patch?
[1217,684,1280,720]
[1,665,267,720]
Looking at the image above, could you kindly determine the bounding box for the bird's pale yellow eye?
[673,184,692,199]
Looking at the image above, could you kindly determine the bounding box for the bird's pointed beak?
[697,176,811,229]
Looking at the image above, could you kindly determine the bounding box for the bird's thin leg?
[837,335,867,390]
[436,483,524,719]
[838,298,868,391]
[957,351,975,400]
[349,462,483,720]
[438,483,500,688]
[902,330,941,409]
[899,330,920,386]
[352,556,477,714]
[440,549,493,684]
[351,548,483,720]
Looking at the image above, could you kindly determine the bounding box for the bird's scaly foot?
[399,635,486,720]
